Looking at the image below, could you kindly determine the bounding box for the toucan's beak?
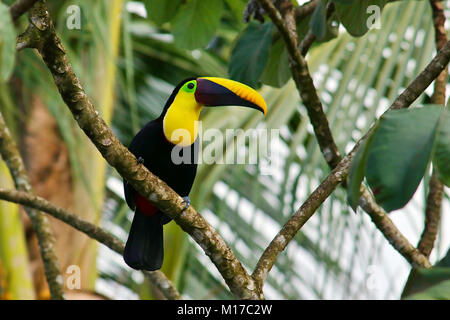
[195,77,267,115]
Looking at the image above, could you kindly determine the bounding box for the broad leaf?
[433,109,450,186]
[229,21,273,87]
[297,7,338,42]
[402,249,450,299]
[402,266,450,300]
[347,125,378,211]
[260,37,290,87]
[0,3,16,82]
[365,106,442,212]
[145,0,182,26]
[310,0,327,39]
[405,280,450,300]
[334,0,388,37]
[171,0,223,50]
[224,0,247,23]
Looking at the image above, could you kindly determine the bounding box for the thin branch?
[252,37,450,285]
[359,188,432,268]
[9,0,39,21]
[298,2,335,56]
[256,0,342,169]
[0,112,64,300]
[252,146,357,284]
[294,0,318,20]
[390,35,450,109]
[416,0,447,259]
[0,189,124,254]
[252,0,450,282]
[417,172,444,258]
[0,188,182,300]
[142,271,182,300]
[19,0,261,300]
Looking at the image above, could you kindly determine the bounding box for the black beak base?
[195,78,263,112]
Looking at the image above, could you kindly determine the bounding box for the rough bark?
[0,112,64,299]
[17,0,261,300]
[416,0,447,259]
[0,188,182,300]
[251,0,448,286]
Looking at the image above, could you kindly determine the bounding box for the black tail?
[124,211,164,271]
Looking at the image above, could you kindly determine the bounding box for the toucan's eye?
[184,81,196,93]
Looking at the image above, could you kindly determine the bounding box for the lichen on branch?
[18,0,261,300]
[0,188,182,300]
[0,112,64,300]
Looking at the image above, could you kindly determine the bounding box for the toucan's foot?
[181,196,191,211]
[137,156,145,164]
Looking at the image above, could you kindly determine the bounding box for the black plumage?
[122,76,266,271]
[123,79,198,271]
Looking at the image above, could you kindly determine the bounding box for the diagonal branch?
[252,147,357,284]
[256,0,342,169]
[9,0,39,21]
[298,2,335,56]
[359,188,432,268]
[0,188,182,300]
[0,112,64,299]
[18,0,261,300]
[252,34,450,285]
[416,0,447,259]
[295,0,318,20]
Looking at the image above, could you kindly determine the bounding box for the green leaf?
[402,268,450,298]
[346,125,378,211]
[229,21,273,87]
[402,249,450,299]
[297,5,338,43]
[310,0,327,39]
[145,0,182,26]
[260,37,290,87]
[171,0,223,50]
[224,0,247,23]
[0,3,17,82]
[334,0,388,37]
[433,109,450,186]
[365,106,442,212]
[406,280,450,300]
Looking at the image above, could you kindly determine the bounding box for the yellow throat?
[163,89,202,147]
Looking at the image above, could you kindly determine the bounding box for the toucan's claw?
[137,156,145,164]
[181,196,191,211]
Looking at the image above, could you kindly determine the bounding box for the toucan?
[123,77,267,271]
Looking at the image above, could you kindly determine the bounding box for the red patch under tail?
[135,194,158,216]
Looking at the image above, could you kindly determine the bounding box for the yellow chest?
[163,93,202,146]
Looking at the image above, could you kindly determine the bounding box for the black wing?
[123,120,162,210]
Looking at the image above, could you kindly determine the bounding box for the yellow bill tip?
[199,77,267,115]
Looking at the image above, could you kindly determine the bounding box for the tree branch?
[9,0,39,21]
[256,0,341,169]
[359,188,432,268]
[252,146,357,284]
[417,172,444,258]
[251,0,450,285]
[252,37,450,285]
[19,0,261,299]
[416,0,447,259]
[0,188,182,300]
[298,2,335,56]
[0,112,64,299]
[294,0,318,20]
